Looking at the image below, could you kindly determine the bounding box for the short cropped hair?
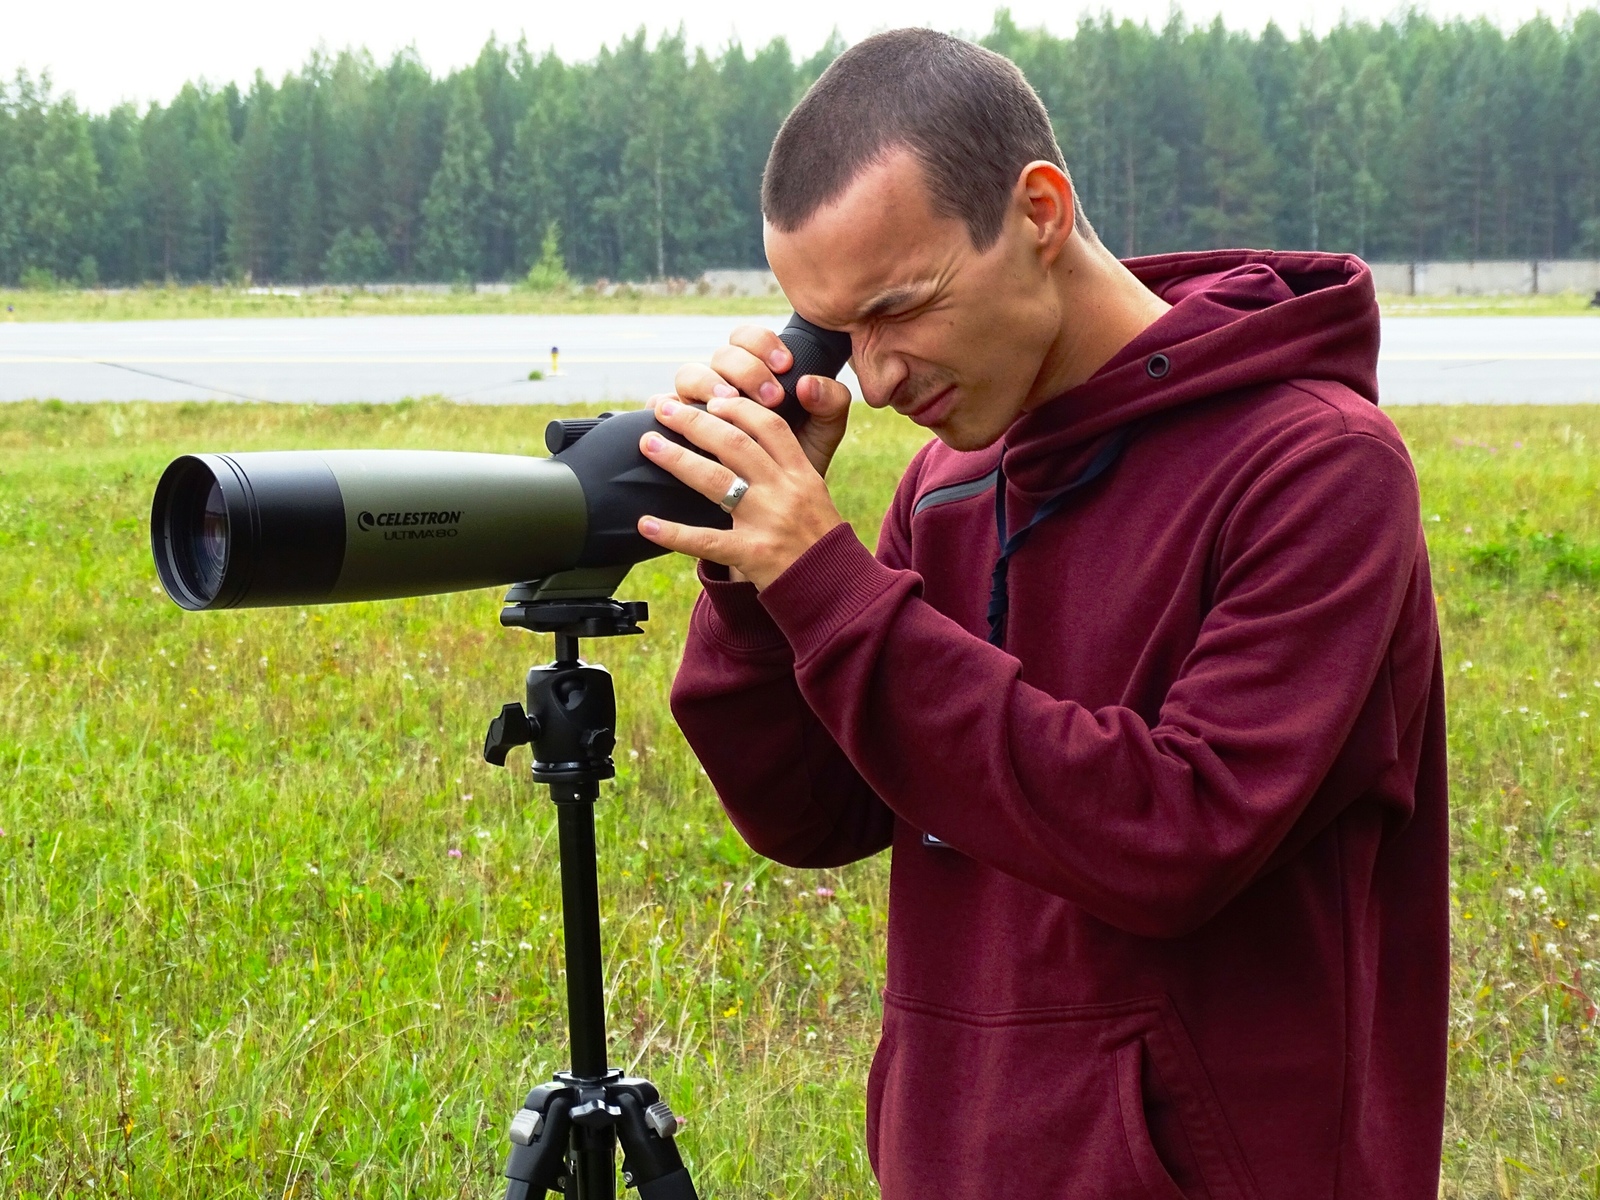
[762,29,1086,250]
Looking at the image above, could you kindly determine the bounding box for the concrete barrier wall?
[1367,263,1414,293]
[1536,261,1600,294]
[699,269,783,297]
[1369,259,1600,296]
[705,262,1600,299]
[238,263,1597,299]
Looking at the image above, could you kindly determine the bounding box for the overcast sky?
[4,0,1589,113]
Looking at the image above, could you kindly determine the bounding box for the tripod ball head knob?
[484,702,538,766]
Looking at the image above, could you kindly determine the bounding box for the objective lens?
[159,460,233,606]
[190,480,228,597]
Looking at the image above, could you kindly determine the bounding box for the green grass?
[0,287,790,324]
[0,284,1594,323]
[3,400,1600,1198]
[0,399,924,1199]
[1379,292,1600,317]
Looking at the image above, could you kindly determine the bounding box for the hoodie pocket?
[865,1003,897,1177]
[1116,1040,1190,1200]
[869,991,1257,1200]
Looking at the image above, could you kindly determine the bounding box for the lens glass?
[192,480,228,597]
[167,465,230,604]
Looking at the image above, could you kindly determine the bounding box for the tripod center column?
[553,790,610,1079]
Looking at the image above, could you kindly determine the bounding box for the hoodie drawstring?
[987,425,1138,648]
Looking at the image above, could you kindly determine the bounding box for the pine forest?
[3,9,1600,287]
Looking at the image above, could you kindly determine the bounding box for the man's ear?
[1016,161,1075,266]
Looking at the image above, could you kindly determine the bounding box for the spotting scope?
[150,315,852,610]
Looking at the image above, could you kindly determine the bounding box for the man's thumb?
[798,374,851,420]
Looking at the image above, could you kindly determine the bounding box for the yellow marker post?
[550,346,560,376]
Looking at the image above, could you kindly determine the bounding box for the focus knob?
[544,413,616,454]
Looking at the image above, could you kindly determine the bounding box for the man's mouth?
[903,385,958,428]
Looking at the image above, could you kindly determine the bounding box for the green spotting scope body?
[150,315,853,610]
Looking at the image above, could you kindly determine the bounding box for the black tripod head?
[484,578,647,795]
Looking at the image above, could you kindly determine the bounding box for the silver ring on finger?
[719,475,751,514]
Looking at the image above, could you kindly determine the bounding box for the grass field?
[0,284,1595,323]
[0,288,791,324]
[1380,294,1600,318]
[2,400,1600,1198]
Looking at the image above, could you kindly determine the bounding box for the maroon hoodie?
[670,250,1448,1200]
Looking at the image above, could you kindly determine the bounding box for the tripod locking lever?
[508,1108,543,1145]
[644,1100,685,1138]
[484,702,538,766]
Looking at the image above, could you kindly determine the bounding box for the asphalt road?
[1379,316,1600,404]
[1,313,1597,405]
[0,314,817,405]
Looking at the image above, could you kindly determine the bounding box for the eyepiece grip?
[772,314,852,430]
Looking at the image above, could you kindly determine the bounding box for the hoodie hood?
[1002,250,1380,498]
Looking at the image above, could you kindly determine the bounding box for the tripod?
[484,590,699,1200]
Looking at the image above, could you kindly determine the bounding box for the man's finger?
[672,362,738,403]
[639,428,746,504]
[729,324,792,375]
[796,374,853,419]
[652,397,777,480]
[710,343,785,408]
[637,513,737,565]
[704,393,813,474]
[791,374,853,476]
[727,324,793,407]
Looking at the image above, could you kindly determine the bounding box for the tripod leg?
[506,1093,574,1200]
[615,1093,698,1200]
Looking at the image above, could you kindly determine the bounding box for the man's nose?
[852,352,906,410]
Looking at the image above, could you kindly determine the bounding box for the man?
[634,28,1447,1200]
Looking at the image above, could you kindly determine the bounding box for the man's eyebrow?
[853,286,925,323]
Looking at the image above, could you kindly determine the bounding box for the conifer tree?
[1187,27,1280,247]
[524,221,571,290]
[418,82,493,280]
[226,78,279,281]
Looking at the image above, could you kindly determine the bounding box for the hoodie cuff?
[759,523,901,662]
[694,560,788,653]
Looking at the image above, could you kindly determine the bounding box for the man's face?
[765,149,1064,451]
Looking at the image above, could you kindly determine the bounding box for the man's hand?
[669,323,853,476]
[637,395,845,590]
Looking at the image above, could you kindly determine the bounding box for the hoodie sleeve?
[750,430,1423,937]
[665,451,932,869]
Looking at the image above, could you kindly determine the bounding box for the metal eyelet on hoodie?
[1146,353,1171,379]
